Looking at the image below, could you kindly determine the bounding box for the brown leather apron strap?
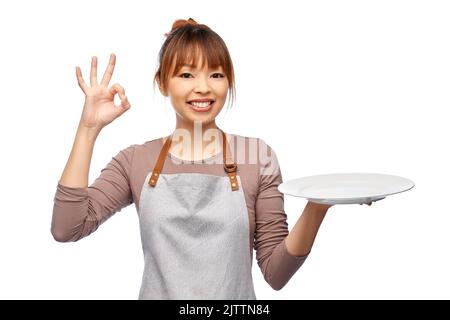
[148,130,239,191]
[222,130,239,191]
[148,132,173,187]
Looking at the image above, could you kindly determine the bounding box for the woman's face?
[159,56,229,128]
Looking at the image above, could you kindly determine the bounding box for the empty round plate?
[277,173,415,205]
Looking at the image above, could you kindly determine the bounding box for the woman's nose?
[194,76,211,93]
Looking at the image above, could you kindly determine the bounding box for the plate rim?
[277,172,415,201]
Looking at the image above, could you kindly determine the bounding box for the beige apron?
[137,130,256,300]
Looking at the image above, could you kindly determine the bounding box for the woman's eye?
[179,73,224,78]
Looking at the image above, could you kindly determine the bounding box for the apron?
[137,130,256,300]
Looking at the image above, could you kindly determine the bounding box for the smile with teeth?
[189,101,213,108]
[187,100,215,112]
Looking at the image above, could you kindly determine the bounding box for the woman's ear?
[156,76,168,97]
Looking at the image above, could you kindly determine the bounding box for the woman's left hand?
[307,201,373,210]
[307,201,334,211]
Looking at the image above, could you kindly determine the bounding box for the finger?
[115,92,131,115]
[109,83,126,99]
[90,56,98,87]
[116,88,131,110]
[120,95,131,110]
[75,66,88,93]
[101,53,116,86]
[109,83,131,110]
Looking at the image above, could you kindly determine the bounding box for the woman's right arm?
[52,54,132,242]
[58,124,100,188]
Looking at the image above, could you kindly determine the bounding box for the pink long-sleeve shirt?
[51,133,308,290]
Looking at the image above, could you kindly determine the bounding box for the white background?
[0,0,449,299]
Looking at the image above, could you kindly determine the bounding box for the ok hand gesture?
[76,53,131,131]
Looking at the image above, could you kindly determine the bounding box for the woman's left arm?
[285,201,332,257]
[253,139,374,290]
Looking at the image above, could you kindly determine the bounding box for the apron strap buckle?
[227,171,239,191]
[224,162,239,191]
[148,170,161,187]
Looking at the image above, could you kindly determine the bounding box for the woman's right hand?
[76,53,131,131]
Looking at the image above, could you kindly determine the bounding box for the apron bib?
[137,130,256,300]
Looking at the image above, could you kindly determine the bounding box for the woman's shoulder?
[132,136,164,152]
[229,133,276,155]
[228,133,279,171]
[111,137,162,163]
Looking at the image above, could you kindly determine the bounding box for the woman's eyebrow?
[182,64,222,71]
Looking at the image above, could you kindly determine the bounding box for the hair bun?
[164,18,198,37]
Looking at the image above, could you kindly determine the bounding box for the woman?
[52,18,335,300]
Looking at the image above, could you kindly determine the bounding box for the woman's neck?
[173,119,220,138]
[167,120,225,161]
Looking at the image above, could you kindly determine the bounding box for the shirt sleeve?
[51,145,135,242]
[254,139,309,290]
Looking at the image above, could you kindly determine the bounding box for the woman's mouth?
[187,100,215,112]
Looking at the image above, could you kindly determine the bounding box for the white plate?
[278,173,414,205]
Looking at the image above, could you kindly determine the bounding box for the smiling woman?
[51,17,328,301]
[154,18,236,111]
[153,19,236,143]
